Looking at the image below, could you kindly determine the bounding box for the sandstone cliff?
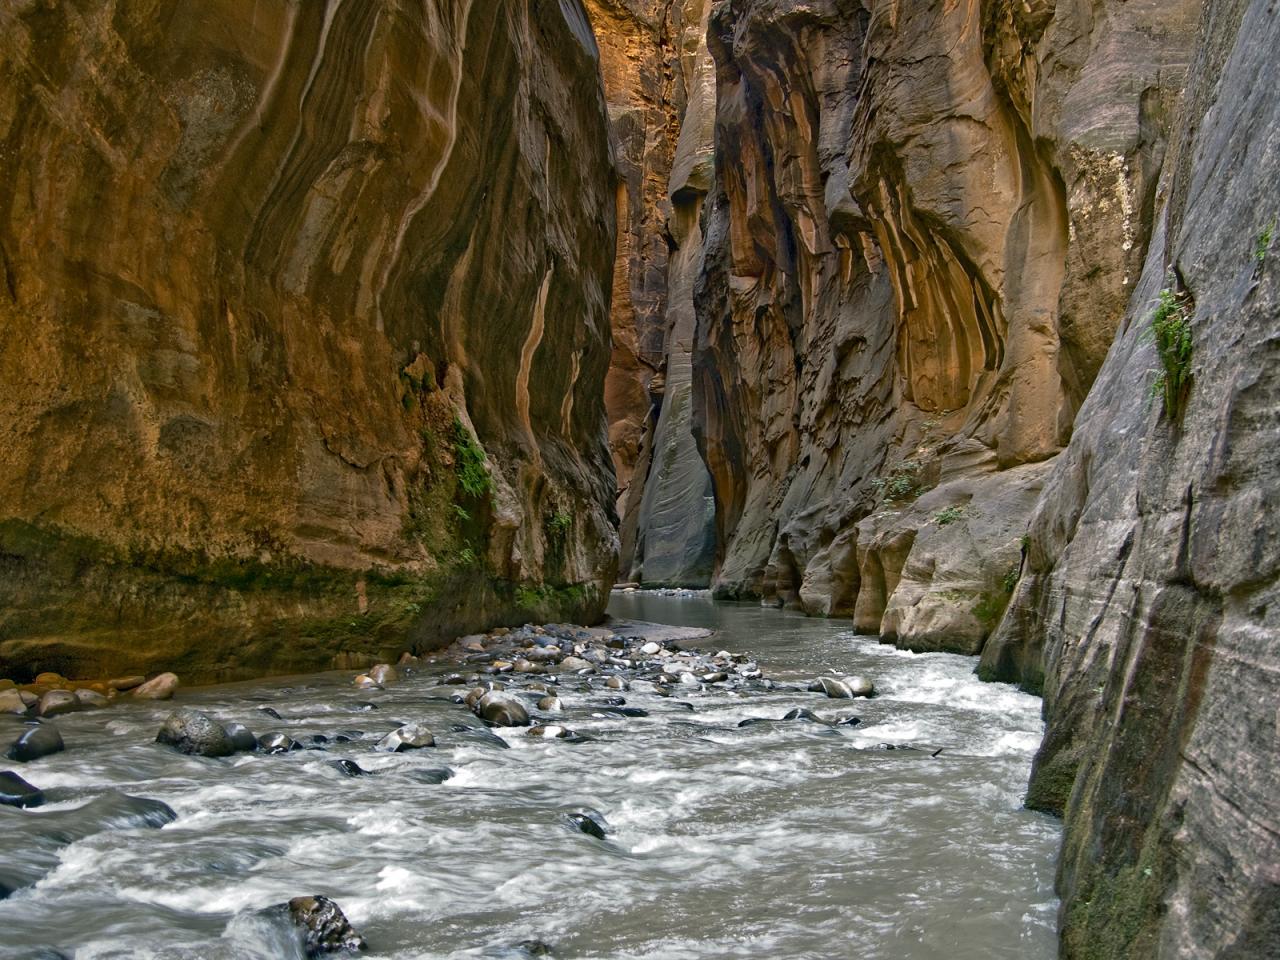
[0,0,618,683]
[980,0,1280,953]
[589,0,718,585]
[691,0,1197,655]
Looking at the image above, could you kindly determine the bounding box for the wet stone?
[565,810,608,840]
[258,733,301,754]
[36,690,80,718]
[6,723,65,763]
[156,710,237,758]
[133,673,180,700]
[73,689,110,709]
[329,759,372,778]
[0,770,44,808]
[376,723,435,752]
[279,895,367,957]
[475,692,530,728]
[403,767,454,785]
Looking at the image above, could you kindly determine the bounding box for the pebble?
[6,723,64,762]
[133,673,180,700]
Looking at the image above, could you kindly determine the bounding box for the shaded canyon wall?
[588,0,718,586]
[0,0,618,683]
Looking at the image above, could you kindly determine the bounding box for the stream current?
[1,593,1060,959]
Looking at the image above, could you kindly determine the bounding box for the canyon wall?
[691,0,1197,655]
[589,0,718,586]
[0,0,618,683]
[980,0,1280,954]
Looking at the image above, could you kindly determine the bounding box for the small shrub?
[452,419,491,498]
[547,511,572,536]
[1257,220,1275,263]
[934,505,964,526]
[456,546,477,567]
[871,460,922,502]
[1002,563,1020,594]
[1144,285,1193,420]
[452,504,470,523]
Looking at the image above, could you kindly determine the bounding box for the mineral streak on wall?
[0,0,619,682]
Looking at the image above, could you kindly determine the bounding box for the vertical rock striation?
[981,0,1280,955]
[0,0,618,682]
[693,0,1196,652]
[589,0,718,585]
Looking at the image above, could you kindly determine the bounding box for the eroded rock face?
[981,0,1280,954]
[588,0,718,586]
[691,0,1196,648]
[0,1,618,681]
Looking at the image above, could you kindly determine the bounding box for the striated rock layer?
[692,0,1196,653]
[0,0,618,682]
[589,0,718,585]
[981,0,1280,954]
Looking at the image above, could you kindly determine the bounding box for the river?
[1,593,1060,959]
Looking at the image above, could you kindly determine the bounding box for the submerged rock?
[156,710,237,757]
[565,810,608,840]
[0,770,44,808]
[527,725,575,739]
[403,767,454,785]
[6,724,65,763]
[133,673,179,701]
[329,759,372,778]
[258,733,302,754]
[536,695,563,712]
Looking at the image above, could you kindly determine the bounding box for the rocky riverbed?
[0,596,1059,959]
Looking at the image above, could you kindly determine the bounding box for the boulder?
[281,896,367,957]
[474,693,530,727]
[133,673,179,700]
[155,710,237,757]
[36,690,80,718]
[375,723,435,752]
[225,723,258,752]
[73,689,110,709]
[536,695,563,712]
[0,770,45,807]
[0,689,29,715]
[6,724,64,762]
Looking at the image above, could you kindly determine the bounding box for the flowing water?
[1,595,1060,959]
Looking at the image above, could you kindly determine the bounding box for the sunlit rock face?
[588,0,717,585]
[0,0,618,682]
[981,0,1280,955]
[692,0,1197,651]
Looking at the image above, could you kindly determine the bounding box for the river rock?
[566,810,608,840]
[133,673,179,700]
[782,708,822,722]
[0,689,28,715]
[537,695,563,712]
[6,724,64,762]
[404,767,454,785]
[559,656,593,673]
[108,676,145,692]
[368,664,398,686]
[33,673,65,687]
[281,895,367,957]
[640,641,662,655]
[516,940,556,958]
[225,723,258,752]
[258,733,301,754]
[156,710,236,757]
[527,725,574,739]
[845,676,875,697]
[329,759,372,778]
[376,723,435,752]
[36,690,80,718]
[474,693,530,727]
[352,675,382,691]
[809,676,873,699]
[73,689,110,709]
[258,706,283,720]
[0,770,44,808]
